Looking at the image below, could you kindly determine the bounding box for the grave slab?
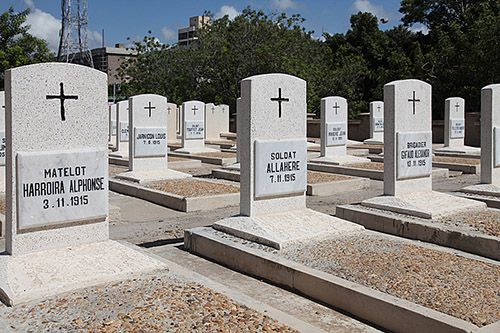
[361,190,485,219]
[0,240,167,306]
[214,209,364,250]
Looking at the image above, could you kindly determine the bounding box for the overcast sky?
[3,0,426,53]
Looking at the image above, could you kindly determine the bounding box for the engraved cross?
[144,101,155,117]
[270,88,289,118]
[46,82,78,121]
[408,91,420,115]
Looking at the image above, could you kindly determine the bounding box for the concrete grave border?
[368,155,479,174]
[109,178,239,212]
[308,162,449,181]
[336,204,500,261]
[211,168,370,196]
[168,151,236,166]
[185,227,494,333]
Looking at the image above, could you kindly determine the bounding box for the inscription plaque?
[450,119,465,139]
[254,138,307,198]
[185,121,204,139]
[134,127,168,158]
[396,131,432,180]
[373,118,384,132]
[0,131,5,166]
[326,122,347,146]
[119,122,129,141]
[17,148,108,230]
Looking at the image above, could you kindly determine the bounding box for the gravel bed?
[109,165,128,177]
[348,162,384,170]
[147,179,239,197]
[361,205,500,237]
[433,157,481,165]
[435,209,500,237]
[0,272,296,332]
[351,144,382,148]
[168,157,191,162]
[307,171,352,184]
[280,233,500,327]
[198,152,236,158]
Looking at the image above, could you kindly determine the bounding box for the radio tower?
[57,0,94,67]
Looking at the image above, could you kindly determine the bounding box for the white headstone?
[129,94,168,171]
[115,100,129,155]
[320,97,348,157]
[369,101,384,142]
[444,97,465,147]
[205,103,230,140]
[177,105,183,136]
[236,98,241,163]
[108,103,117,145]
[0,91,5,177]
[384,79,432,196]
[181,100,205,148]
[166,102,177,142]
[5,63,109,255]
[240,74,307,216]
[481,84,500,185]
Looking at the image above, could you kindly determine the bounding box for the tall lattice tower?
[57,0,94,67]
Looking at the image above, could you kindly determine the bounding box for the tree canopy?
[115,2,500,119]
[0,6,54,90]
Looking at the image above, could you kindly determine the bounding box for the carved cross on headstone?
[333,102,340,115]
[192,105,198,115]
[270,88,289,118]
[408,91,420,115]
[455,102,460,113]
[211,106,215,114]
[377,105,381,112]
[46,82,78,121]
[144,101,156,117]
[167,106,171,115]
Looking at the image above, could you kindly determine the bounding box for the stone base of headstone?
[109,150,129,159]
[224,162,240,171]
[307,142,321,150]
[434,145,480,156]
[212,209,364,250]
[363,138,384,145]
[309,155,370,166]
[174,146,218,154]
[116,168,192,183]
[0,240,167,306]
[461,184,500,197]
[361,191,485,219]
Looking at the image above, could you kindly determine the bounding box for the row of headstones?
[240,76,500,217]
[320,96,466,153]
[108,99,229,148]
[2,63,500,257]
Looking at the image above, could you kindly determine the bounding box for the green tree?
[118,8,333,116]
[0,6,54,90]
